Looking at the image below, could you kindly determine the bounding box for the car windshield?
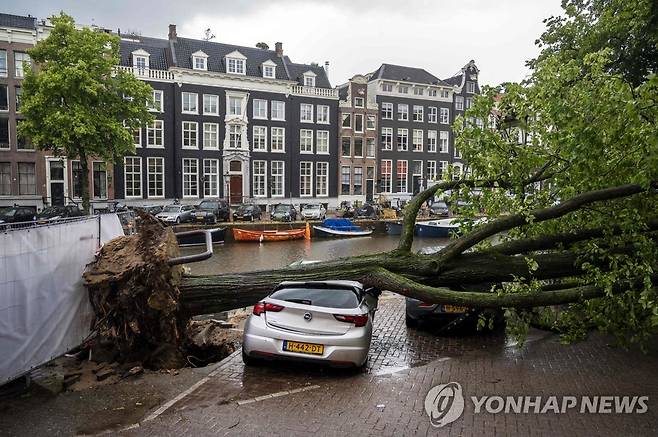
[39,207,65,217]
[237,205,251,212]
[162,206,181,212]
[303,205,320,211]
[269,287,359,309]
[199,202,218,210]
[432,202,448,208]
[1,208,17,217]
[274,205,290,213]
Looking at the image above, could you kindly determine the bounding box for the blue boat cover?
[321,218,363,232]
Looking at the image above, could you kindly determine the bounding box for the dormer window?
[131,49,150,75]
[303,71,316,87]
[262,60,276,79]
[192,51,208,71]
[225,50,247,75]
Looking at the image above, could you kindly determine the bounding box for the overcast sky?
[8,0,564,86]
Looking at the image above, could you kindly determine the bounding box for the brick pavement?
[124,296,658,436]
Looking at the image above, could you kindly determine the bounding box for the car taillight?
[252,302,284,316]
[418,302,435,307]
[334,314,368,327]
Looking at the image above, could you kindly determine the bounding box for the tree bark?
[78,150,90,214]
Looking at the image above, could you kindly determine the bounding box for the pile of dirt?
[185,319,243,367]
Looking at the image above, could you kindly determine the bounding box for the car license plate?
[443,305,468,313]
[283,340,324,355]
[196,215,204,220]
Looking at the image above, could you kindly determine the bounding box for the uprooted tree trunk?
[83,180,657,367]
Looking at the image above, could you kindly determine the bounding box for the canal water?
[182,235,450,275]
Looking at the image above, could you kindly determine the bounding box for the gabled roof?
[369,63,449,86]
[119,35,172,70]
[0,13,36,30]
[285,62,331,88]
[442,60,480,91]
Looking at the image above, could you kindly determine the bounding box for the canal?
[182,235,449,275]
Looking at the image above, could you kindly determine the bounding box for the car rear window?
[269,287,360,309]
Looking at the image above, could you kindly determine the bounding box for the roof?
[0,13,36,30]
[369,63,449,86]
[285,62,331,88]
[119,35,172,70]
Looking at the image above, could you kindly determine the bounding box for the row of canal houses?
[0,13,480,211]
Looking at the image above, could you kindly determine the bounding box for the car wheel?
[175,217,180,224]
[242,348,260,366]
[405,314,419,328]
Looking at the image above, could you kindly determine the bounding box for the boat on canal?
[386,221,404,235]
[313,218,373,238]
[414,219,461,238]
[232,227,306,242]
[175,227,226,247]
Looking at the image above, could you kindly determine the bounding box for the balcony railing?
[291,85,338,99]
[115,65,175,81]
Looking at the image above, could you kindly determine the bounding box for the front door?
[366,166,375,201]
[230,175,242,204]
[49,160,66,206]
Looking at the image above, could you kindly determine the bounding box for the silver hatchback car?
[242,281,379,368]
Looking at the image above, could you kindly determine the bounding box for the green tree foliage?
[452,0,658,346]
[19,13,153,212]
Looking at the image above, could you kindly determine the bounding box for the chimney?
[324,61,330,77]
[275,42,283,57]
[168,24,177,41]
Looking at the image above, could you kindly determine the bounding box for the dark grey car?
[270,204,297,222]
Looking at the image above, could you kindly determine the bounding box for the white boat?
[415,219,461,238]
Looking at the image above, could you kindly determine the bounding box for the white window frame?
[271,161,285,197]
[228,95,243,116]
[253,99,268,120]
[354,97,364,108]
[398,104,409,121]
[381,102,393,119]
[366,115,376,130]
[366,138,376,157]
[382,82,393,92]
[354,114,364,133]
[413,129,423,152]
[300,129,314,154]
[316,130,329,154]
[149,90,163,112]
[455,96,464,111]
[466,81,476,94]
[193,56,207,71]
[203,122,219,150]
[427,160,437,182]
[428,107,438,123]
[124,156,142,199]
[413,105,424,122]
[147,157,165,199]
[397,160,408,193]
[182,92,198,114]
[381,127,393,151]
[439,160,448,179]
[304,74,315,87]
[317,105,330,124]
[315,161,328,197]
[263,64,275,79]
[146,120,164,148]
[252,126,268,152]
[271,100,286,121]
[203,94,219,115]
[413,87,424,96]
[299,161,313,197]
[228,124,243,149]
[132,126,142,148]
[253,160,267,197]
[427,130,437,153]
[203,158,220,197]
[300,103,314,123]
[227,57,246,75]
[397,128,408,151]
[271,127,285,152]
[182,121,198,149]
[380,160,392,193]
[440,107,450,124]
[182,158,199,198]
[398,85,408,94]
[439,131,449,153]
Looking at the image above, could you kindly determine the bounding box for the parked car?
[35,205,84,224]
[156,204,195,224]
[193,200,230,224]
[242,281,380,368]
[0,206,36,226]
[233,204,262,221]
[354,202,379,219]
[301,204,326,220]
[270,204,297,222]
[134,205,163,216]
[429,201,450,217]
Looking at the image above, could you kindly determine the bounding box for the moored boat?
[232,227,305,242]
[175,227,226,247]
[415,219,460,238]
[313,218,373,238]
[386,221,403,235]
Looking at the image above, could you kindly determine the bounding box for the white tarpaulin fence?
[0,214,124,384]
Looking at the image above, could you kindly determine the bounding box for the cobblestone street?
[122,295,658,436]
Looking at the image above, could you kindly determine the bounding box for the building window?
[427,130,437,153]
[300,103,313,123]
[454,145,462,158]
[316,162,328,197]
[203,123,219,150]
[413,105,423,122]
[396,160,408,193]
[71,161,84,199]
[412,160,423,193]
[300,129,313,153]
[429,89,437,97]
[381,102,393,119]
[366,138,375,157]
[182,158,199,198]
[427,160,436,182]
[203,159,219,197]
[253,160,267,197]
[341,166,350,195]
[382,82,393,92]
[0,162,11,194]
[133,55,148,72]
[397,128,408,151]
[147,120,164,147]
[440,108,450,124]
[271,100,285,120]
[380,160,392,193]
[381,127,393,150]
[263,65,275,78]
[0,119,8,149]
[228,125,242,148]
[353,167,363,195]
[465,97,473,109]
[413,87,424,96]
[0,85,7,110]
[147,157,164,198]
[354,97,364,108]
[439,131,449,153]
[351,137,362,157]
[16,120,33,150]
[149,90,163,112]
[304,75,315,87]
[300,162,313,197]
[341,137,351,157]
[342,113,351,128]
[227,58,245,74]
[124,157,142,198]
[271,127,285,152]
[428,107,437,123]
[15,87,22,112]
[317,105,330,124]
[271,161,284,197]
[466,81,476,93]
[14,52,31,78]
[203,94,219,115]
[398,85,408,94]
[366,115,376,130]
[440,90,450,98]
[316,130,329,154]
[182,121,198,149]
[228,96,243,116]
[17,162,36,195]
[455,96,464,111]
[93,162,107,199]
[354,114,364,133]
[193,55,207,71]
[182,92,198,114]
[453,163,463,180]
[413,129,423,152]
[253,126,267,151]
[438,160,448,179]
[131,125,142,148]
[0,50,6,77]
[253,99,268,119]
[397,104,409,121]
